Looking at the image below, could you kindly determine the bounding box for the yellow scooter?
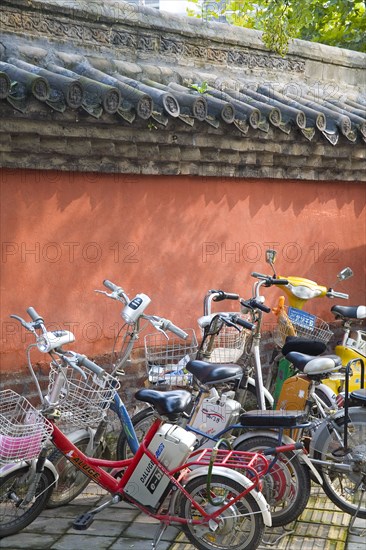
[264,250,364,403]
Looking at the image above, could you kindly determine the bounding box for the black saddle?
[285,352,342,377]
[186,360,242,385]
[331,305,366,320]
[282,336,326,357]
[350,388,366,405]
[239,409,308,428]
[135,389,192,420]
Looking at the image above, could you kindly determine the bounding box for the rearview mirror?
[265,249,277,266]
[337,267,353,281]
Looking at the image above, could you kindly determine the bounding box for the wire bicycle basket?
[48,363,120,427]
[145,329,198,387]
[273,306,333,347]
[199,314,250,364]
[0,389,53,465]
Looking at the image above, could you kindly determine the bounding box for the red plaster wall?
[1,168,365,373]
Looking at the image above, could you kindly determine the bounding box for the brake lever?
[60,351,88,379]
[219,315,241,332]
[10,314,36,333]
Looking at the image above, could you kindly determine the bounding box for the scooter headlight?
[288,285,322,300]
[36,335,51,353]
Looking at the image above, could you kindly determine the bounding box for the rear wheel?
[315,410,366,518]
[178,474,265,550]
[0,466,54,537]
[234,436,310,527]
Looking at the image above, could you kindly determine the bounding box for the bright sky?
[159,0,191,15]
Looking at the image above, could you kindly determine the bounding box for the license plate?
[288,307,316,330]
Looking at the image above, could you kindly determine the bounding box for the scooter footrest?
[73,512,95,530]
[239,409,308,427]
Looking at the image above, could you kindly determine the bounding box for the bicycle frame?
[49,416,270,527]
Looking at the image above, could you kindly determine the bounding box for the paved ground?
[1,483,365,550]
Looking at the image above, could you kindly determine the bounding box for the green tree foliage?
[187,0,366,55]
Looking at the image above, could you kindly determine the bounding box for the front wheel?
[47,437,92,508]
[234,436,310,527]
[0,466,55,537]
[178,474,265,550]
[117,407,155,460]
[314,409,366,518]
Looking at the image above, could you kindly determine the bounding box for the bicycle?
[1,307,279,550]
[45,280,197,508]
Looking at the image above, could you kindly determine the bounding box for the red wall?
[1,168,365,372]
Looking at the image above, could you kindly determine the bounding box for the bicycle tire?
[314,408,366,518]
[0,466,54,537]
[47,437,91,508]
[178,473,265,550]
[234,435,310,527]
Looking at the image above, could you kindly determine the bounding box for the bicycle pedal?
[73,512,95,530]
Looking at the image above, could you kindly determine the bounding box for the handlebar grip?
[27,307,44,323]
[103,279,119,292]
[271,279,289,286]
[327,290,349,300]
[213,291,239,302]
[165,322,189,340]
[232,316,255,331]
[253,301,271,313]
[76,354,105,377]
[251,272,267,279]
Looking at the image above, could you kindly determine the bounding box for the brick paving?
[1,484,365,550]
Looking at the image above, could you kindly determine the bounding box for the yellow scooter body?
[277,276,328,310]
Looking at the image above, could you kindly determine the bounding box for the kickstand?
[348,487,366,537]
[152,522,168,549]
[261,526,295,546]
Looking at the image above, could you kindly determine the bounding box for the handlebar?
[26,307,44,324]
[74,353,105,377]
[327,289,349,300]
[163,320,188,340]
[240,298,271,314]
[251,273,289,286]
[211,290,240,302]
[229,314,255,332]
[103,279,120,292]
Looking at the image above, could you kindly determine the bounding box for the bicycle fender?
[310,406,366,457]
[179,465,272,527]
[316,383,337,406]
[0,459,59,483]
[67,428,91,444]
[232,432,323,485]
[247,378,274,407]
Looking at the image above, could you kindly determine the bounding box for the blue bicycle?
[47,279,191,507]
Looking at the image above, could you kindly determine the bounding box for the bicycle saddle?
[331,305,366,320]
[285,352,342,376]
[185,360,242,385]
[282,337,326,356]
[135,389,192,419]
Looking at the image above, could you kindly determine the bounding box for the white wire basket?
[0,389,53,465]
[273,306,333,347]
[199,314,249,364]
[48,363,120,427]
[145,329,198,387]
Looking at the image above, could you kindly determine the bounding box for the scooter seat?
[285,352,342,376]
[282,337,327,356]
[135,389,192,419]
[239,409,308,428]
[186,360,242,385]
[350,388,366,404]
[331,305,366,320]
